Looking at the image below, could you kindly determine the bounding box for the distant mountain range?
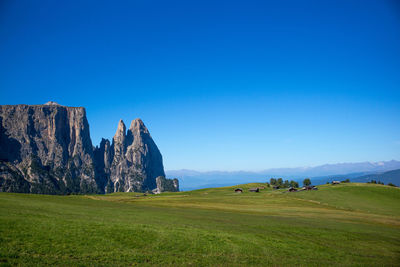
[167,160,400,191]
[352,169,400,184]
[308,169,400,185]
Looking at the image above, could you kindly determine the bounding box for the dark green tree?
[277,178,283,186]
[303,178,311,186]
[290,180,299,188]
[283,180,290,188]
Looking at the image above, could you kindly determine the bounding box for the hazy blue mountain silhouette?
[167,160,400,190]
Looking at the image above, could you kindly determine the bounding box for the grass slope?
[0,183,399,266]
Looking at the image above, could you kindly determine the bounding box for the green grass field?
[0,183,399,266]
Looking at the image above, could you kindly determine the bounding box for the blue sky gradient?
[1,0,399,170]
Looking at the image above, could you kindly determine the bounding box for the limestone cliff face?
[0,103,98,194]
[0,102,178,194]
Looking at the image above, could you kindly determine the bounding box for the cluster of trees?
[267,178,313,188]
[367,180,397,187]
[368,180,384,185]
[269,178,299,188]
[266,177,398,189]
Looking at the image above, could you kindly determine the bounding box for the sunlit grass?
[0,183,399,266]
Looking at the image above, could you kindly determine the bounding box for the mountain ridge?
[0,103,178,194]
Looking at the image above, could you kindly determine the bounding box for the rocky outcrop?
[155,176,179,193]
[94,118,177,193]
[0,103,179,194]
[97,118,166,193]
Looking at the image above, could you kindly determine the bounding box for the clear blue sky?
[1,0,399,171]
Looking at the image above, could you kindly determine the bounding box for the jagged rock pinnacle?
[129,118,149,134]
[108,117,167,193]
[115,120,126,136]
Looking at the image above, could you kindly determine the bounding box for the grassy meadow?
[0,183,399,266]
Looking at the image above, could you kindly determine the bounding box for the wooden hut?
[249,187,260,192]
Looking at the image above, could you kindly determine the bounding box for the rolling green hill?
[0,183,399,266]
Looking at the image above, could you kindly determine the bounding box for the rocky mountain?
[0,103,178,194]
[94,118,168,193]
